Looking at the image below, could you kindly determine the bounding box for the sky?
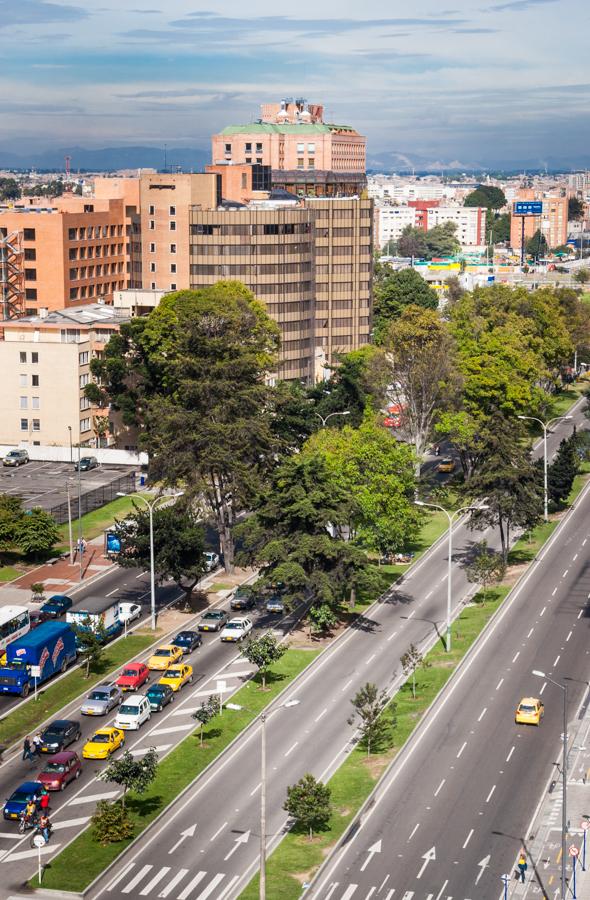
[3,0,590,167]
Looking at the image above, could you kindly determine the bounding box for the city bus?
[0,606,31,654]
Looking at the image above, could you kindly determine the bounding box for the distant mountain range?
[0,145,211,172]
[367,149,590,174]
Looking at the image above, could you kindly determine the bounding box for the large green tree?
[0,494,24,557]
[15,508,60,558]
[568,197,585,220]
[397,226,428,259]
[89,283,280,571]
[424,221,461,258]
[526,229,548,258]
[373,267,438,341]
[464,185,507,210]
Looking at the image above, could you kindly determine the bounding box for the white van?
[114,693,151,730]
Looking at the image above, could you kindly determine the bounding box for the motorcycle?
[18,812,38,834]
[29,820,52,848]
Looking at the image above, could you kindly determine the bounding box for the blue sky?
[3,0,589,166]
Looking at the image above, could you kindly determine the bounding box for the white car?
[220,617,253,642]
[118,602,142,624]
[204,551,220,572]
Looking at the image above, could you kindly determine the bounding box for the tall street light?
[315,410,350,428]
[67,425,73,465]
[117,491,183,630]
[518,414,572,522]
[65,479,74,565]
[76,442,82,581]
[415,500,488,652]
[532,670,568,899]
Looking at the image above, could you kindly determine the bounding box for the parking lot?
[0,459,137,519]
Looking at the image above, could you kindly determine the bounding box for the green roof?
[219,122,356,135]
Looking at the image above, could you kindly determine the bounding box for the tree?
[348,682,392,755]
[546,434,579,506]
[191,695,220,746]
[15,508,60,558]
[0,178,20,201]
[424,222,461,258]
[240,633,287,690]
[113,503,207,603]
[309,346,385,430]
[100,748,158,811]
[72,616,108,677]
[464,185,506,210]
[568,197,585,221]
[525,229,548,259]
[91,800,134,846]
[488,212,511,245]
[381,306,459,474]
[574,268,590,285]
[465,540,506,603]
[0,494,24,557]
[373,266,437,341]
[445,275,465,303]
[284,774,332,840]
[90,284,280,572]
[396,225,428,259]
[400,644,424,699]
[308,602,338,637]
[467,415,543,563]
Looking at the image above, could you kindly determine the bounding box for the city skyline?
[2,0,589,168]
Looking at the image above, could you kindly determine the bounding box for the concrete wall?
[0,444,148,466]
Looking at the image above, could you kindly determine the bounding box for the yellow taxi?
[82,727,125,760]
[515,697,545,726]
[158,663,193,692]
[147,644,183,671]
[437,457,456,474]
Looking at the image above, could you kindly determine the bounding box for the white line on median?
[457,741,467,758]
[478,707,487,722]
[209,821,227,842]
[408,823,419,841]
[434,779,445,797]
[486,785,496,802]
[463,828,474,849]
[506,746,515,762]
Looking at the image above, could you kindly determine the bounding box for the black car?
[145,683,174,712]
[197,610,229,632]
[171,630,202,653]
[39,719,82,754]
[74,456,98,472]
[230,589,256,611]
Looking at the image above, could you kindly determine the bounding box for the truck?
[0,621,77,697]
[66,596,122,642]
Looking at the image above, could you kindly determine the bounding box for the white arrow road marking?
[168,823,197,854]
[360,840,382,872]
[476,854,491,884]
[417,846,436,879]
[224,829,251,861]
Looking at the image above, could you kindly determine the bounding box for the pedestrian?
[38,786,50,813]
[32,732,42,757]
[517,852,528,883]
[22,736,34,762]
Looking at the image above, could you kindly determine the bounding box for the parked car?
[82,727,125,760]
[220,617,253,643]
[118,602,142,625]
[197,610,228,633]
[266,596,285,614]
[114,694,152,730]
[145,683,174,712]
[29,610,51,630]
[3,782,43,821]
[74,456,98,471]
[147,644,183,671]
[171,630,202,654]
[40,595,73,618]
[437,457,456,474]
[231,588,256,611]
[203,551,220,571]
[80,683,123,716]
[158,663,193,692]
[3,449,29,467]
[116,662,150,693]
[39,719,81,754]
[37,751,82,791]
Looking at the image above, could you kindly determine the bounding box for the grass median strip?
[56,493,152,548]
[31,648,319,893]
[0,631,161,748]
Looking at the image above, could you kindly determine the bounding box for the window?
[245,142,252,152]
[80,418,91,432]
[169,205,176,216]
[32,374,39,387]
[149,220,155,230]
[150,262,156,273]
[24,248,36,261]
[80,373,89,388]
[241,173,247,189]
[25,289,37,301]
[149,205,155,215]
[24,268,37,281]
[308,159,315,169]
[149,242,155,253]
[68,228,76,241]
[80,396,90,411]
[20,418,28,432]
[32,419,40,432]
[19,352,26,363]
[19,397,28,409]
[31,352,38,364]
[19,374,27,387]
[23,228,36,241]
[307,143,315,153]
[79,351,89,365]
[151,282,156,290]
[297,143,305,153]
[256,158,262,165]
[170,263,177,274]
[170,243,176,254]
[297,158,304,169]
[225,143,232,153]
[32,397,40,410]
[169,221,176,231]
[170,283,177,290]
[256,143,263,152]
[245,158,252,164]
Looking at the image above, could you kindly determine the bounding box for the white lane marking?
[457,741,467,758]
[249,782,261,796]
[583,538,587,546]
[512,651,520,663]
[365,889,376,899]
[496,678,504,691]
[434,778,445,797]
[366,653,376,666]
[378,875,390,891]
[579,610,584,620]
[157,869,188,897]
[463,828,474,848]
[527,627,534,638]
[439,574,448,584]
[540,681,547,695]
[342,679,353,692]
[486,785,496,802]
[573,553,578,561]
[0,833,23,840]
[121,865,153,893]
[553,654,561,667]
[387,630,398,642]
[407,610,416,619]
[552,587,558,596]
[425,590,433,600]
[130,744,171,756]
[506,746,515,762]
[106,862,135,891]
[540,606,546,617]
[566,630,573,642]
[340,887,358,900]
[53,816,90,829]
[285,741,299,757]
[210,821,228,842]
[384,891,395,900]
[69,790,119,805]
[195,873,225,899]
[2,842,62,862]
[478,707,487,722]
[140,867,171,896]
[323,884,339,900]
[177,871,206,900]
[563,569,569,578]
[408,823,420,841]
[149,724,194,736]
[106,588,119,597]
[434,883,448,900]
[216,876,239,900]
[315,707,328,723]
[135,571,145,579]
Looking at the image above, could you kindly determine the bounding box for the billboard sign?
[105,530,121,556]
[514,201,542,216]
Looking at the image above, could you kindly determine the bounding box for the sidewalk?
[509,687,590,900]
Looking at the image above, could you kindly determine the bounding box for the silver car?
[80,683,123,716]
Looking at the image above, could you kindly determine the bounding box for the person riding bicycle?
[38,813,51,844]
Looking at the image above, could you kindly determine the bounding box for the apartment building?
[374,201,486,249]
[510,194,568,250]
[0,304,129,448]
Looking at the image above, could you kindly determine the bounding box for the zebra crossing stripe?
[157,868,189,897]
[176,870,207,899]
[121,864,153,893]
[140,867,171,895]
[106,861,135,891]
[194,873,225,899]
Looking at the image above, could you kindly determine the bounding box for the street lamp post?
[67,426,73,465]
[77,443,82,581]
[117,491,184,630]
[66,480,74,564]
[415,500,488,652]
[518,415,572,522]
[315,410,350,428]
[533,670,568,899]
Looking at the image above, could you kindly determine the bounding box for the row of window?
[190,262,312,276]
[148,205,176,216]
[69,281,125,300]
[69,244,124,260]
[150,282,177,291]
[19,352,38,364]
[69,263,124,280]
[150,263,177,274]
[68,225,124,241]
[190,223,312,237]
[149,243,177,253]
[19,397,40,409]
[19,374,40,387]
[191,243,313,257]
[149,220,176,231]
[20,418,40,432]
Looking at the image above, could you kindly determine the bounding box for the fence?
[49,472,137,525]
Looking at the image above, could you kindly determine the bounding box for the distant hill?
[0,145,211,172]
[367,149,590,174]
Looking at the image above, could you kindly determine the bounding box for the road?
[77,402,588,900]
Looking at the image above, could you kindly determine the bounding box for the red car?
[116,662,150,692]
[37,751,82,791]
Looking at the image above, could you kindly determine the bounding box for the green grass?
[0,566,20,582]
[546,382,585,419]
[56,493,152,547]
[32,648,319,893]
[0,631,161,748]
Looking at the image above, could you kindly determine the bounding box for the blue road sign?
[514,201,543,216]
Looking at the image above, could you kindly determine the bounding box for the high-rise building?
[510,194,568,250]
[211,99,366,197]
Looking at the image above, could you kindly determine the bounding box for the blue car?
[171,630,202,653]
[40,595,73,618]
[3,781,43,821]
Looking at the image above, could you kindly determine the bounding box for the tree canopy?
[373,266,438,341]
[464,185,506,210]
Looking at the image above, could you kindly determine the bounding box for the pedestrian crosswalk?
[322,885,474,900]
[107,863,240,900]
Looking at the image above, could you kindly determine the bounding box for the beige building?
[0,304,130,448]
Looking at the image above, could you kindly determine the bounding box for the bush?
[91,800,134,846]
